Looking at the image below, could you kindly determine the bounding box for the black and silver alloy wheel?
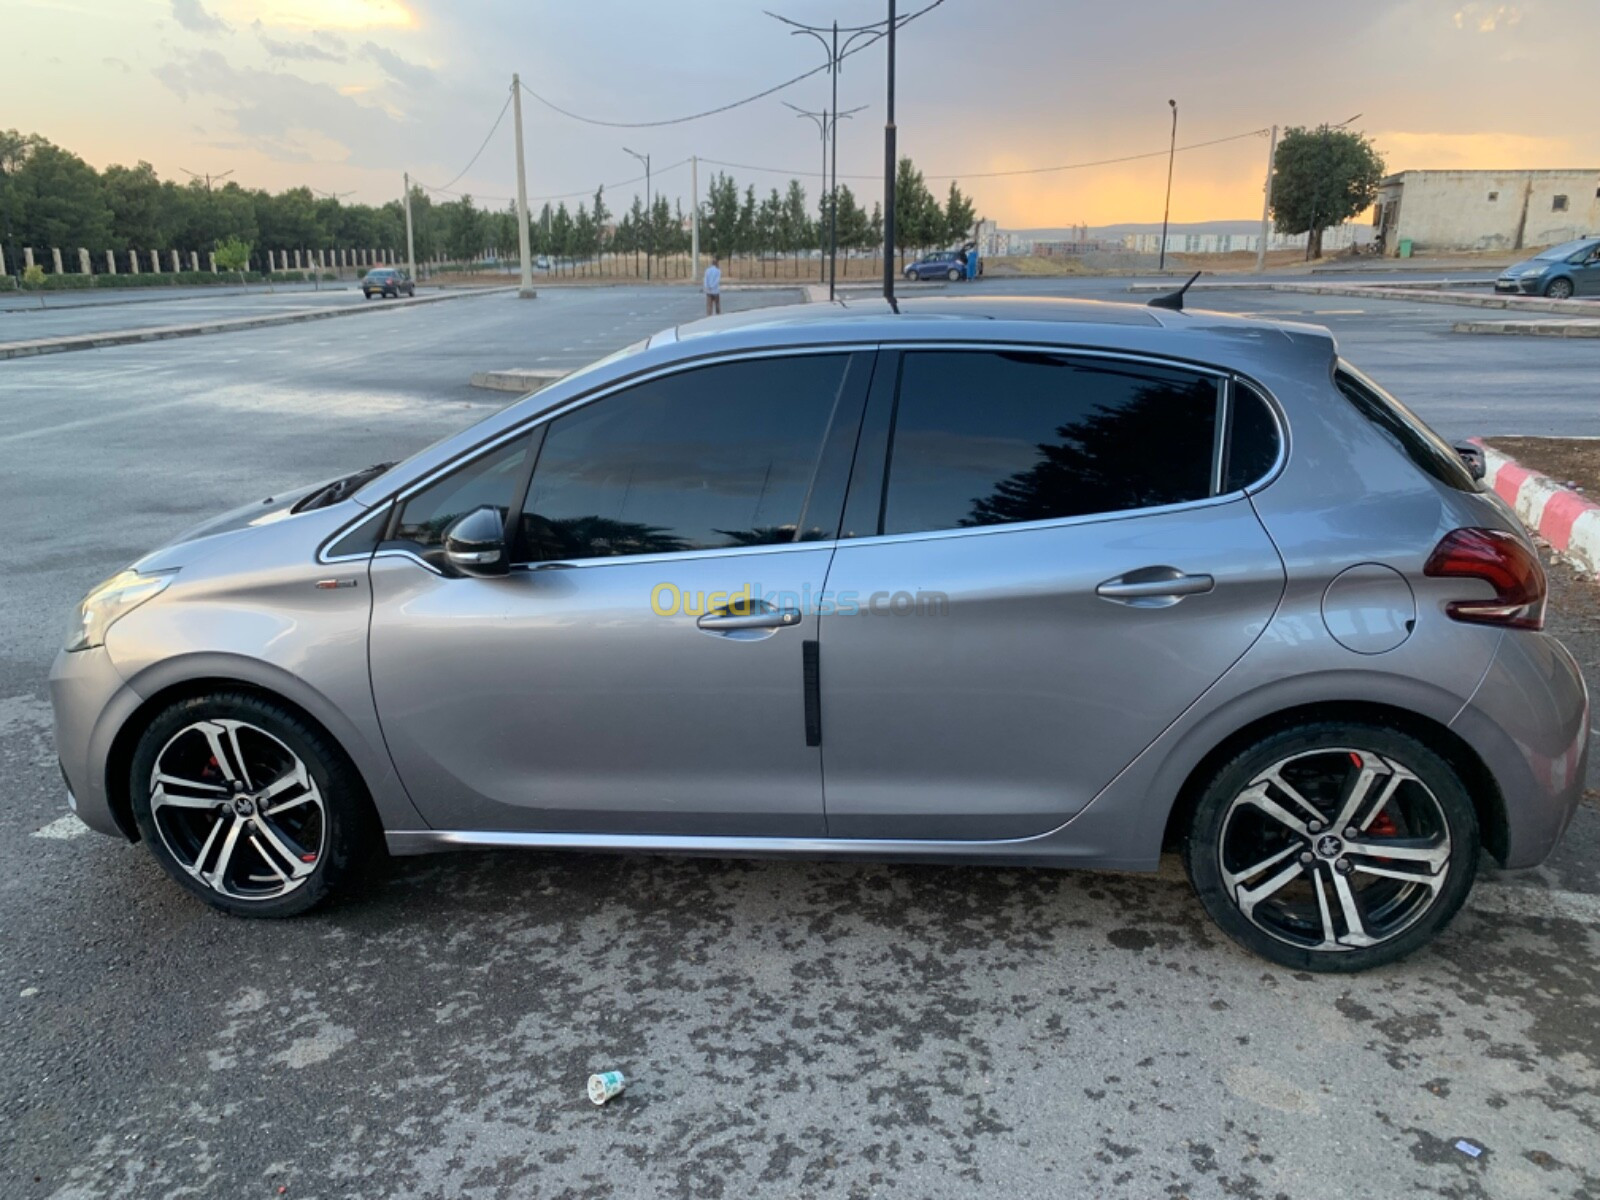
[149,718,325,901]
[130,692,373,916]
[1185,723,1478,971]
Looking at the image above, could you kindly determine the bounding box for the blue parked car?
[1494,236,1600,299]
[904,250,970,282]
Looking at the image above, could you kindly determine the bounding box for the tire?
[947,268,962,281]
[128,692,376,918]
[1545,277,1574,300]
[1183,721,1478,972]
[905,269,918,281]
[362,291,373,300]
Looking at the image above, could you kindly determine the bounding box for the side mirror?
[444,506,509,577]
[1454,443,1487,483]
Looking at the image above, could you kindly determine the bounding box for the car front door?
[816,348,1287,840]
[1575,246,1600,296]
[367,350,874,836]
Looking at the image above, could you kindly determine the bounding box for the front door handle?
[697,607,803,631]
[1096,568,1215,607]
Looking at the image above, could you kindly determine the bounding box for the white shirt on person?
[704,264,722,295]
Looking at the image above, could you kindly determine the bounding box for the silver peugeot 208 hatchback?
[50,297,1587,972]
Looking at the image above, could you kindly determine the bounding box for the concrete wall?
[1380,169,1600,255]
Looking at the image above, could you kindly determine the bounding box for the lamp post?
[1158,99,1177,272]
[769,6,899,301]
[623,147,651,280]
[784,101,867,288]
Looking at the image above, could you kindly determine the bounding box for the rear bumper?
[48,647,142,840]
[1451,632,1589,868]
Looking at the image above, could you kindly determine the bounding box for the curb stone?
[1451,318,1600,338]
[468,368,571,394]
[0,286,515,361]
[1473,438,1600,577]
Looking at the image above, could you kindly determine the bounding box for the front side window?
[390,436,531,550]
[881,351,1219,536]
[516,355,850,563]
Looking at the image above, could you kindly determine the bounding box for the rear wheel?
[1184,722,1477,971]
[1545,277,1574,300]
[129,693,375,917]
[947,267,962,281]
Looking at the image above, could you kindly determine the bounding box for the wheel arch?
[1159,699,1508,863]
[104,664,401,845]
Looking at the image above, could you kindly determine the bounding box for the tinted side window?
[882,351,1218,536]
[517,355,848,562]
[1335,366,1477,492]
[391,436,530,549]
[1224,382,1281,492]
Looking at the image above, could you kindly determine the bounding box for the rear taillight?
[1423,528,1546,630]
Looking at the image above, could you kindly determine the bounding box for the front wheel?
[1184,722,1478,972]
[1545,277,1574,300]
[129,692,375,917]
[947,267,962,281]
[904,269,917,281]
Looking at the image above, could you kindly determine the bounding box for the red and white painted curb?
[1474,438,1600,577]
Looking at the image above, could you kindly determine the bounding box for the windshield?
[1534,239,1596,261]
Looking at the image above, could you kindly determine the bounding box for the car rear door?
[816,347,1287,840]
[367,350,874,836]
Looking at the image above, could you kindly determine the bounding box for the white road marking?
[1472,883,1600,924]
[33,814,89,840]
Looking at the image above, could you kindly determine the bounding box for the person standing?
[703,255,722,316]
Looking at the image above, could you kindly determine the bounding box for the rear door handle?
[1096,568,1215,606]
[697,607,803,631]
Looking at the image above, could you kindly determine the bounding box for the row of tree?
[0,128,982,275]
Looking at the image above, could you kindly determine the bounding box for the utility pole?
[884,0,896,305]
[1255,125,1277,274]
[624,147,652,280]
[403,171,418,284]
[1158,99,1177,272]
[691,155,700,280]
[511,74,535,298]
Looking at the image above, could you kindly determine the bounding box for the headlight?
[1520,266,1546,277]
[64,569,176,652]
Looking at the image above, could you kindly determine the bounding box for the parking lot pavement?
[987,278,1600,443]
[0,283,395,342]
[1,284,1597,1199]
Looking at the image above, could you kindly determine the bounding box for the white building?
[1374,169,1599,256]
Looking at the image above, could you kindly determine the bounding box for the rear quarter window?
[1334,364,1477,492]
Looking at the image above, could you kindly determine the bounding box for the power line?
[697,127,1271,184]
[414,89,514,195]
[515,0,944,130]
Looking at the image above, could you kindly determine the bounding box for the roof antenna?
[1147,270,1202,311]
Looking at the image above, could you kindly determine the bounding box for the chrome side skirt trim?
[385,827,1075,858]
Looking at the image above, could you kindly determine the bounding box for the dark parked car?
[904,250,970,282]
[1495,237,1600,299]
[362,267,415,299]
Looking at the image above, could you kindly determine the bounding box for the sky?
[3,0,1596,229]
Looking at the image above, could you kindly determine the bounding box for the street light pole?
[1158,99,1177,272]
[884,0,896,305]
[624,147,651,280]
[402,171,417,285]
[1255,125,1277,274]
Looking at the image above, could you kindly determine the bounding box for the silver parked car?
[50,297,1587,971]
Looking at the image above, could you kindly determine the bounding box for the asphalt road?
[2,284,1597,1200]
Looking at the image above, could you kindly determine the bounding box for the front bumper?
[1495,276,1543,295]
[48,647,143,840]
[1452,632,1589,868]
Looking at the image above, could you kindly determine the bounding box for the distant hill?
[1010,220,1262,239]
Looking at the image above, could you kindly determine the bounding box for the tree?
[756,188,782,276]
[21,261,46,307]
[101,160,169,250]
[892,156,939,262]
[702,172,740,260]
[443,194,485,262]
[215,235,252,286]
[781,179,810,273]
[550,202,574,272]
[649,193,676,271]
[16,142,113,252]
[1271,126,1385,259]
[943,181,976,246]
[591,185,610,267]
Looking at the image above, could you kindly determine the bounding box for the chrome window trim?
[319,339,1291,568]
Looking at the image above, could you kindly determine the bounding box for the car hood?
[1503,257,1554,275]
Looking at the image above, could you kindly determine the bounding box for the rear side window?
[1335,365,1477,492]
[881,350,1218,535]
